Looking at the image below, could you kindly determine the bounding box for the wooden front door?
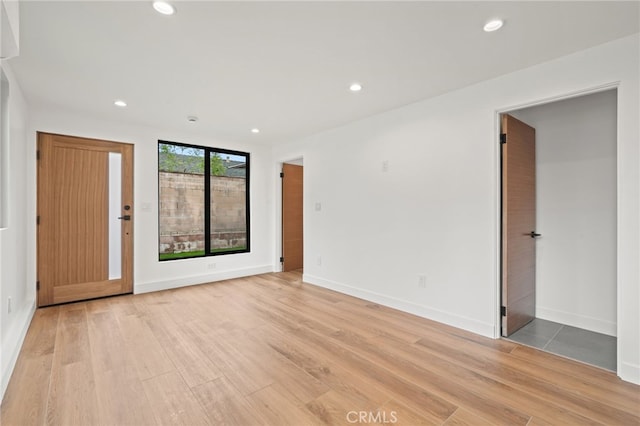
[37,133,133,306]
[501,114,537,336]
[282,163,303,271]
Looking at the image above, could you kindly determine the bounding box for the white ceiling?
[9,1,640,145]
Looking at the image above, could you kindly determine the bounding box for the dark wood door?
[282,163,303,271]
[37,133,134,306]
[501,114,537,336]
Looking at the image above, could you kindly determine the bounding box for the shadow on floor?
[506,318,616,372]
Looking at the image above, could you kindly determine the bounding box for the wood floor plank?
[259,324,395,408]
[87,307,157,425]
[504,346,639,414]
[55,304,92,365]
[0,307,60,426]
[87,309,129,374]
[305,389,382,425]
[275,295,392,340]
[414,335,640,425]
[116,309,175,381]
[348,300,518,354]
[510,345,640,410]
[17,306,60,357]
[325,330,530,425]
[181,322,276,395]
[525,416,556,426]
[141,371,212,426]
[371,333,606,425]
[84,296,115,314]
[0,355,55,426]
[443,407,497,426]
[192,377,266,426]
[93,369,158,426]
[254,308,460,423]
[143,307,224,388]
[378,398,440,425]
[46,361,101,426]
[239,333,331,404]
[2,271,639,426]
[245,382,323,426]
[239,286,465,423]
[45,305,101,426]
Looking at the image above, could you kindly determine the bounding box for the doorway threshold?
[505,318,616,372]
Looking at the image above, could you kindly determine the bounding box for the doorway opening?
[500,89,617,371]
[281,158,303,273]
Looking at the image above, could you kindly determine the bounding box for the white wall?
[27,108,276,296]
[511,91,617,336]
[272,34,640,384]
[0,0,20,58]
[0,61,34,400]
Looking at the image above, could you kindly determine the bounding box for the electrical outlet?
[7,297,11,314]
[315,202,322,212]
[418,275,427,288]
[382,160,389,172]
[208,263,216,270]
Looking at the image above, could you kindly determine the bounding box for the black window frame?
[157,140,250,261]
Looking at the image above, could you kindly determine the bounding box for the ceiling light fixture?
[251,128,260,134]
[153,1,175,15]
[483,19,504,32]
[114,99,127,107]
[349,83,363,92]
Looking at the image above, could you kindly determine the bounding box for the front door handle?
[118,215,131,221]
[530,231,541,238]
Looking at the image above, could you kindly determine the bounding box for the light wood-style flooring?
[2,271,639,425]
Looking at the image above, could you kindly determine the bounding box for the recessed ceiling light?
[251,128,260,134]
[349,83,363,92]
[114,100,127,107]
[153,1,175,15]
[187,116,198,123]
[484,19,504,32]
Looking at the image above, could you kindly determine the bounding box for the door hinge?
[37,215,40,225]
[37,150,41,160]
[500,133,507,144]
[279,256,284,263]
[501,306,507,316]
[280,172,284,178]
[36,281,40,291]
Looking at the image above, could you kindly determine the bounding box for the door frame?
[494,82,620,362]
[275,156,304,272]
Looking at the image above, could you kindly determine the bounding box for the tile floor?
[506,318,617,371]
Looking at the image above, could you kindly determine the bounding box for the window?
[158,141,250,261]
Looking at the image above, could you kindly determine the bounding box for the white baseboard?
[619,361,640,385]
[135,264,274,294]
[303,273,495,338]
[536,306,616,336]
[1,300,36,401]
